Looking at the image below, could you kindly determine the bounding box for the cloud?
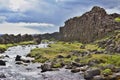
[0,22,55,34]
[0,16,6,23]
[9,0,31,12]
[0,0,120,34]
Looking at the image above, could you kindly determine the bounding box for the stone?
[0,73,6,78]
[0,60,6,66]
[15,55,21,61]
[41,63,52,72]
[116,46,120,53]
[88,59,102,66]
[93,75,105,80]
[15,61,23,65]
[65,55,71,58]
[65,64,73,69]
[71,68,80,73]
[84,68,101,80]
[114,72,120,79]
[114,67,120,72]
[80,45,85,49]
[5,55,9,58]
[74,58,81,62]
[71,62,84,67]
[108,74,117,80]
[57,55,64,58]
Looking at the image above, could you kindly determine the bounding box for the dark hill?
[60,6,120,43]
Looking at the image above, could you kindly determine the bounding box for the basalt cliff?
[60,6,120,43]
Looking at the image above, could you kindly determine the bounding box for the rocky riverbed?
[0,44,85,80]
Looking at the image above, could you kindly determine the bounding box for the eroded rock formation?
[60,6,120,43]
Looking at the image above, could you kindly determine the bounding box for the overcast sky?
[0,0,120,34]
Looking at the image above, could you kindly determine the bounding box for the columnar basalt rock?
[60,6,120,43]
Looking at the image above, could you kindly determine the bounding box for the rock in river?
[0,60,6,66]
[41,63,52,72]
[15,55,21,61]
[84,68,100,80]
[0,73,6,78]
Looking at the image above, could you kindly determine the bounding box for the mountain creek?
[0,43,85,80]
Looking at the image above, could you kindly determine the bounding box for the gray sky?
[0,0,120,34]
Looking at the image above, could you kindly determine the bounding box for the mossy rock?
[102,69,112,76]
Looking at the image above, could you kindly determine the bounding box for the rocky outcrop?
[0,34,42,44]
[41,32,60,41]
[60,6,120,43]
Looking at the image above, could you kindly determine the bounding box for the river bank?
[0,43,85,80]
[27,30,120,80]
[0,41,36,53]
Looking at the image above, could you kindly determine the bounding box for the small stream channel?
[0,43,85,80]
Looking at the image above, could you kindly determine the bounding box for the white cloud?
[0,0,39,12]
[0,22,55,34]
[9,0,34,12]
[106,6,120,14]
[0,16,6,23]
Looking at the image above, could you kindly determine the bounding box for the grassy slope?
[0,41,35,52]
[28,30,120,69]
[29,41,104,63]
[115,17,120,22]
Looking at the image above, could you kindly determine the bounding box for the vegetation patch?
[102,69,112,75]
[115,17,120,22]
[0,41,36,53]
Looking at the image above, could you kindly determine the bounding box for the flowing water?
[0,44,85,80]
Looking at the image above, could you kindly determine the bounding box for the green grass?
[0,41,36,52]
[102,69,112,75]
[115,17,120,22]
[19,41,35,45]
[29,41,105,63]
[80,54,120,67]
[52,63,62,68]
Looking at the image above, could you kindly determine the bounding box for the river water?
[0,44,85,80]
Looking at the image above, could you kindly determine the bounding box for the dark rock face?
[41,32,60,41]
[0,60,6,66]
[15,55,21,61]
[60,6,120,43]
[0,34,42,44]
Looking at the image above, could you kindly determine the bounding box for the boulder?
[0,73,6,78]
[80,45,85,49]
[41,63,52,72]
[114,67,120,72]
[84,68,100,80]
[5,55,9,58]
[0,60,6,66]
[71,68,80,73]
[15,61,23,65]
[114,72,120,79]
[72,62,84,67]
[65,55,71,58]
[93,75,105,80]
[65,64,73,69]
[15,55,21,61]
[57,55,64,58]
[116,46,120,53]
[74,58,81,62]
